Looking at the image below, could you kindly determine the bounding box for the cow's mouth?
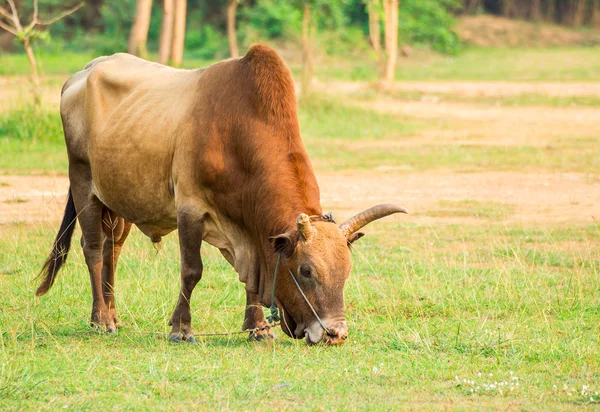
[278,302,300,339]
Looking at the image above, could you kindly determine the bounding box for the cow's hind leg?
[168,208,204,343]
[101,208,132,330]
[244,291,275,341]
[70,175,115,331]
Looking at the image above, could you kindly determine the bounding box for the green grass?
[1,221,598,409]
[0,51,95,76]
[0,104,67,173]
[421,200,513,220]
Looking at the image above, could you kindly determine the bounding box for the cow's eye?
[299,264,312,278]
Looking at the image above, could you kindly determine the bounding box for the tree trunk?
[592,0,600,27]
[227,0,239,58]
[573,0,585,26]
[530,0,542,21]
[158,0,174,64]
[382,0,398,85]
[128,0,153,58]
[465,0,481,14]
[368,0,383,77]
[502,0,513,17]
[545,0,555,22]
[171,0,187,67]
[23,38,40,106]
[301,2,313,97]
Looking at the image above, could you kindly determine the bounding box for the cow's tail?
[36,188,77,296]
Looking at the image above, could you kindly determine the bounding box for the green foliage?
[15,27,51,44]
[185,26,229,59]
[399,0,462,55]
[239,0,303,39]
[6,0,461,59]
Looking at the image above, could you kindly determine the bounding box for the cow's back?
[60,53,202,233]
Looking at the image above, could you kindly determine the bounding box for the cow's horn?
[339,204,407,238]
[297,213,315,241]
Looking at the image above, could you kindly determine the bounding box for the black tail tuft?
[36,188,77,296]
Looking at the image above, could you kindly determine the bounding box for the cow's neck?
[249,150,322,244]
[242,140,322,303]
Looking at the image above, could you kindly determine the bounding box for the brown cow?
[37,44,406,345]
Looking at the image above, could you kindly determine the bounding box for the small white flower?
[489,373,493,377]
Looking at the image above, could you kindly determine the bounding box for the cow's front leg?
[169,209,204,343]
[243,291,275,341]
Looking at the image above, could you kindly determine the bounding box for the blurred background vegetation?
[1,0,598,60]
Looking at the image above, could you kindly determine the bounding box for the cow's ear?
[347,232,365,245]
[269,233,296,258]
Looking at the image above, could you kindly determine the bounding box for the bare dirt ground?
[1,170,598,226]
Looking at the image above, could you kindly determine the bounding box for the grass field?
[1,222,598,409]
[1,46,599,409]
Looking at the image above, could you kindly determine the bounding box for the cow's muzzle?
[304,319,348,345]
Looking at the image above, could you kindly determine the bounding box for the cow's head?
[270,204,406,345]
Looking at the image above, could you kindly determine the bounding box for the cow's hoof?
[248,328,275,342]
[169,333,197,344]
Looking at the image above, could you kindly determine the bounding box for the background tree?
[301,0,313,96]
[367,0,384,76]
[571,0,586,26]
[530,0,541,21]
[464,0,481,14]
[0,0,83,105]
[382,0,398,85]
[502,0,513,17]
[227,0,238,58]
[368,0,399,85]
[128,0,152,58]
[593,0,600,28]
[158,0,173,64]
[171,0,186,66]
